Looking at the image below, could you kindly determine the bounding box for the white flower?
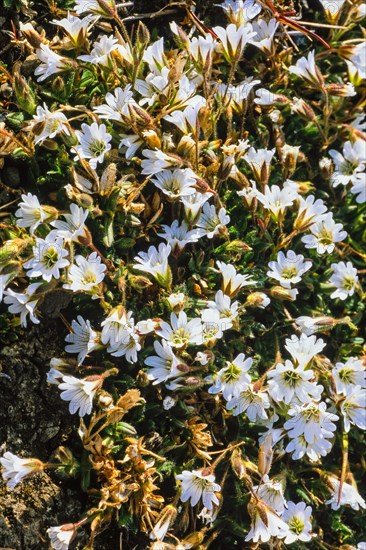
[340,385,366,432]
[253,475,287,514]
[176,469,221,510]
[64,252,106,295]
[164,96,206,135]
[201,308,228,343]
[289,50,323,88]
[285,333,326,367]
[244,146,275,183]
[332,357,366,394]
[216,261,255,297]
[101,308,134,348]
[282,501,312,544]
[4,282,41,328]
[267,250,312,289]
[226,385,270,421]
[245,501,288,543]
[285,433,333,461]
[329,140,366,187]
[188,33,216,65]
[294,194,327,230]
[151,169,197,200]
[78,35,120,66]
[196,203,230,239]
[256,183,298,217]
[64,316,99,365]
[217,78,260,111]
[158,220,201,253]
[0,273,13,304]
[133,243,172,289]
[50,203,89,243]
[135,68,170,107]
[46,367,64,385]
[145,340,183,385]
[268,360,323,405]
[156,311,203,348]
[301,212,347,254]
[15,192,53,234]
[250,19,278,54]
[284,401,338,445]
[319,0,346,19]
[119,133,142,159]
[35,44,67,82]
[31,104,70,145]
[163,396,176,410]
[141,149,181,175]
[207,353,252,400]
[220,0,262,24]
[108,329,141,363]
[206,290,239,323]
[329,261,358,300]
[74,122,112,168]
[0,452,43,489]
[23,235,69,282]
[93,85,136,122]
[213,23,256,61]
[74,0,115,15]
[58,374,102,416]
[325,477,366,511]
[51,12,94,45]
[254,88,285,105]
[181,191,212,223]
[143,37,166,73]
[47,524,76,550]
[351,173,366,203]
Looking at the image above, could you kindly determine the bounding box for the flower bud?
[52,76,65,94]
[326,83,356,97]
[100,163,117,196]
[13,73,37,115]
[142,129,161,150]
[231,448,246,479]
[258,434,273,477]
[319,157,334,180]
[20,22,45,48]
[245,291,270,309]
[136,21,150,48]
[150,505,177,541]
[166,292,185,312]
[0,238,30,263]
[291,97,317,121]
[281,144,300,178]
[270,286,298,301]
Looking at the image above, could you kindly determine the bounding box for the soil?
[0,323,90,549]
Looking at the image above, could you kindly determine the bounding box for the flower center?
[341,276,356,291]
[89,139,106,157]
[288,516,305,535]
[281,266,298,279]
[338,368,354,383]
[222,363,242,384]
[302,404,320,422]
[170,328,189,346]
[282,369,302,387]
[318,227,333,245]
[82,271,97,284]
[43,246,59,268]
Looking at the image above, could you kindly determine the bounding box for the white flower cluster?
[0,0,365,547]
